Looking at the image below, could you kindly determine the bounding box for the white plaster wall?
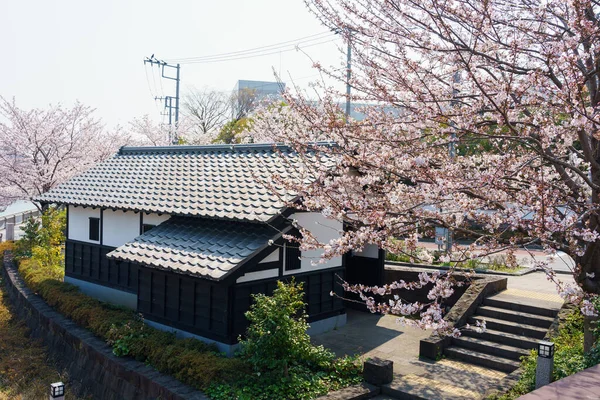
[258,249,279,264]
[143,213,170,226]
[236,268,279,283]
[352,244,379,259]
[68,205,101,243]
[102,209,141,247]
[285,212,343,275]
[65,276,137,310]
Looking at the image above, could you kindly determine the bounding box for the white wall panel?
[258,249,279,264]
[285,212,343,275]
[143,213,171,226]
[236,268,279,283]
[352,244,379,259]
[102,209,141,247]
[68,205,100,243]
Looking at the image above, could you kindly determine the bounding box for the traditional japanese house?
[37,143,384,354]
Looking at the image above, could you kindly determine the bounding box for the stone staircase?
[444,292,560,373]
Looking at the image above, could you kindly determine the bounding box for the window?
[284,243,301,271]
[89,217,100,241]
[142,224,155,233]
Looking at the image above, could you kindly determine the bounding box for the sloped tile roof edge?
[106,224,293,282]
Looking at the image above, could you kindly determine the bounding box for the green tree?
[14,217,42,258]
[239,280,314,377]
[213,117,252,144]
[16,207,65,273]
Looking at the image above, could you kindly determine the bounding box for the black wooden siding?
[137,267,231,343]
[65,239,349,345]
[231,267,345,338]
[343,251,385,310]
[65,240,138,293]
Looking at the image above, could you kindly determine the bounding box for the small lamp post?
[50,382,65,400]
[535,341,554,389]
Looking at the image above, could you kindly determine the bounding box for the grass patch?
[0,276,82,399]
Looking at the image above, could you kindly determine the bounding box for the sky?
[0,0,346,128]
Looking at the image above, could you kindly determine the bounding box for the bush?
[239,279,331,376]
[210,280,364,399]
[0,241,14,257]
[16,247,245,392]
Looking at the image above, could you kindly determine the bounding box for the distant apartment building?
[343,102,403,121]
[232,80,285,118]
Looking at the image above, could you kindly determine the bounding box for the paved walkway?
[312,270,571,399]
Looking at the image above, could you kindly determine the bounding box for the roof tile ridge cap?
[118,141,338,155]
[119,142,288,155]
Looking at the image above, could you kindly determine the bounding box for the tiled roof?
[107,216,283,280]
[36,143,334,223]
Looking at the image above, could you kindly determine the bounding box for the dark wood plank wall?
[137,267,231,343]
[65,239,354,344]
[65,240,138,293]
[231,267,345,338]
[345,251,385,286]
[343,250,385,310]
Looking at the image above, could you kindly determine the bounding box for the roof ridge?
[118,141,337,155]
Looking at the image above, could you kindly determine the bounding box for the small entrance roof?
[106,216,285,280]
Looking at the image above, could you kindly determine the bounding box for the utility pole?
[345,31,352,119]
[445,70,461,253]
[144,55,181,144]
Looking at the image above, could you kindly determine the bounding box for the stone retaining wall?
[2,253,207,400]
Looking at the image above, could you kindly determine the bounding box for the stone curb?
[2,252,207,400]
[315,383,380,400]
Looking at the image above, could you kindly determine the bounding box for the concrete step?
[484,297,559,318]
[382,373,481,400]
[452,336,530,361]
[462,328,539,350]
[477,305,555,328]
[444,346,521,373]
[469,315,548,339]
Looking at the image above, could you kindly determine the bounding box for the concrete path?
[312,270,571,399]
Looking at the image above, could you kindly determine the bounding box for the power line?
[174,38,338,65]
[144,55,181,144]
[144,64,162,115]
[166,32,336,64]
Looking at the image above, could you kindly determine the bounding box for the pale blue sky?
[0,0,345,127]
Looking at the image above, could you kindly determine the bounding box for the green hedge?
[17,257,247,390]
[18,258,362,398]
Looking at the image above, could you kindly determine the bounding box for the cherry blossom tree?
[246,0,600,332]
[0,97,126,211]
[128,115,216,146]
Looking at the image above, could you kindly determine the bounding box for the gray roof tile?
[107,216,281,280]
[36,143,334,223]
